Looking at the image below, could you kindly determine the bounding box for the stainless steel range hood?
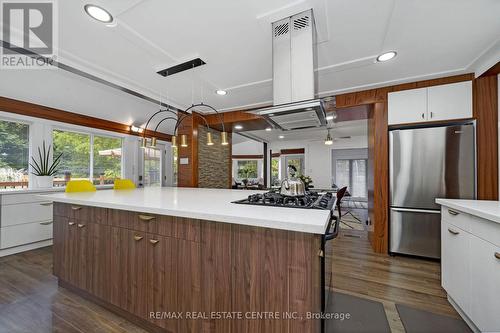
[254,9,326,130]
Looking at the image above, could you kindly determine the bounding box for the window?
[237,160,258,179]
[0,119,29,188]
[143,147,161,187]
[271,157,280,186]
[284,155,304,176]
[53,129,123,186]
[335,159,367,198]
[53,130,90,186]
[172,146,178,186]
[93,135,123,185]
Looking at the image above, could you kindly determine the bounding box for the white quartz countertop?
[436,198,500,224]
[39,187,332,234]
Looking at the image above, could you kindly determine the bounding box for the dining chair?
[113,179,136,190]
[65,180,96,193]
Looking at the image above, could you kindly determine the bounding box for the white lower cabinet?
[441,221,470,312]
[469,235,500,332]
[440,206,500,332]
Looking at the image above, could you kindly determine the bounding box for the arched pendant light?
[324,129,333,145]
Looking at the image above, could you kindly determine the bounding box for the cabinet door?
[427,81,472,121]
[70,220,89,291]
[441,221,470,312]
[124,229,148,319]
[388,87,427,125]
[88,223,111,300]
[53,215,71,280]
[469,235,500,332]
[147,234,178,332]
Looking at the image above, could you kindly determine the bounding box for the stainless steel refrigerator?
[389,122,476,259]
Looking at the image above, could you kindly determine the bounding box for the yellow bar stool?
[113,179,136,190]
[65,180,97,193]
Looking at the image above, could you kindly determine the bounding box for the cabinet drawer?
[470,217,500,247]
[1,202,53,227]
[0,220,53,249]
[441,206,471,232]
[1,193,48,205]
[53,203,107,224]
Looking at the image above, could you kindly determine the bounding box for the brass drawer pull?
[68,222,75,226]
[71,206,82,211]
[77,223,85,228]
[495,252,500,260]
[448,228,459,235]
[134,235,144,241]
[39,202,53,206]
[448,209,459,216]
[138,214,156,222]
[149,239,160,245]
[40,221,53,225]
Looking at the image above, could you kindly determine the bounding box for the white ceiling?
[0,0,499,129]
[245,119,368,143]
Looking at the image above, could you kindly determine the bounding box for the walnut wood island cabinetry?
[52,201,322,333]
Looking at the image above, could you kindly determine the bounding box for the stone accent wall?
[198,125,231,188]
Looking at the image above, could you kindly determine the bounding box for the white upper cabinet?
[427,81,473,121]
[388,81,473,125]
[388,87,427,125]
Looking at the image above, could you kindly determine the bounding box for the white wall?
[269,136,368,189]
[498,74,500,196]
[232,140,263,155]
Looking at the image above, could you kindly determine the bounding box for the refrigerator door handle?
[390,207,441,214]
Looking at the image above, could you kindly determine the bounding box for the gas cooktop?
[232,190,335,210]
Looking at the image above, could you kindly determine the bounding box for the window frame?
[52,127,124,187]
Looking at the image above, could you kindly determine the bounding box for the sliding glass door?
[335,159,367,198]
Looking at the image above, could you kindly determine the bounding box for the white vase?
[36,176,53,189]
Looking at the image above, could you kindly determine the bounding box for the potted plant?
[30,141,63,188]
[298,174,313,191]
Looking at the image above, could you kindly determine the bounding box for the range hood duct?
[254,9,326,131]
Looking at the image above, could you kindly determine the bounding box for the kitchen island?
[41,187,332,333]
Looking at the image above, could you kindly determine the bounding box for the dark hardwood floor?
[0,230,456,333]
[327,229,459,332]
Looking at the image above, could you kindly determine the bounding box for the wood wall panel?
[0,96,171,141]
[473,76,499,200]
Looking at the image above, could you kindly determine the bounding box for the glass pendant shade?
[171,135,177,148]
[206,132,214,145]
[221,131,229,146]
[141,137,148,148]
[180,134,188,147]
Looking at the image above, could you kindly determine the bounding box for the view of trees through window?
[237,160,258,179]
[271,157,280,185]
[53,130,122,186]
[93,136,122,185]
[0,120,29,188]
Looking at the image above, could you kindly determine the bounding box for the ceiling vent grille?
[293,15,310,30]
[274,22,289,37]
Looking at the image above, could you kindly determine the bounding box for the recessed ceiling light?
[216,90,227,96]
[265,127,272,131]
[279,135,284,139]
[376,51,397,62]
[84,4,113,23]
[234,125,243,130]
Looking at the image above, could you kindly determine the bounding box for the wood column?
[473,75,498,200]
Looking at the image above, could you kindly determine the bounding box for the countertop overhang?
[40,187,332,234]
[436,198,500,224]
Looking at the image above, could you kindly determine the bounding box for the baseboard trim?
[0,239,52,257]
[447,295,480,333]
